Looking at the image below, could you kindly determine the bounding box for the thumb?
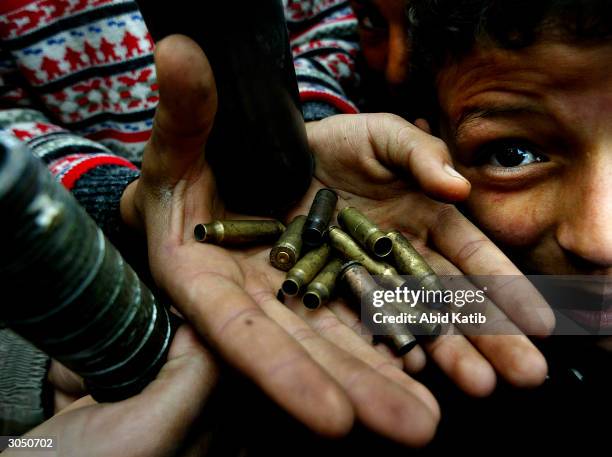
[143,34,218,185]
[372,114,471,202]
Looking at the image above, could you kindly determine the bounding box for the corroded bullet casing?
[387,231,443,292]
[282,244,331,296]
[270,215,307,271]
[340,262,417,355]
[337,207,392,258]
[303,189,337,247]
[194,220,285,245]
[327,226,404,290]
[303,257,344,309]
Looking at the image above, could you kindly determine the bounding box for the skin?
[44,33,575,451]
[6,326,218,457]
[437,41,612,331]
[116,33,553,448]
[350,0,410,89]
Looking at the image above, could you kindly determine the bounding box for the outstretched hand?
[120,35,439,447]
[304,113,555,395]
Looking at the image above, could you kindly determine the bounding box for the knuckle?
[433,203,458,227]
[453,237,490,265]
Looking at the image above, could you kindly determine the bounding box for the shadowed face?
[350,0,410,90]
[437,41,612,329]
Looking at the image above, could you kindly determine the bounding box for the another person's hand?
[47,360,86,413]
[5,325,217,457]
[303,113,555,395]
[121,35,440,447]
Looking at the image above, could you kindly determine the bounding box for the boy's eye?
[353,1,388,30]
[480,142,548,168]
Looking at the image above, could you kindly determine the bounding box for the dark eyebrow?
[454,105,548,141]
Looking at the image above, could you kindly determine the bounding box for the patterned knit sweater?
[0,0,360,237]
[0,0,360,434]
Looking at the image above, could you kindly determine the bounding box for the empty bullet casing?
[340,262,417,355]
[303,189,337,247]
[270,215,307,271]
[337,207,392,258]
[387,231,443,292]
[303,257,344,309]
[194,220,285,245]
[327,226,404,290]
[282,244,331,296]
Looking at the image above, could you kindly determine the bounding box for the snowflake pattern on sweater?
[0,0,359,236]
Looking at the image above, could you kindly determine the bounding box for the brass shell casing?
[194,220,285,245]
[282,243,331,296]
[387,231,443,292]
[327,226,404,290]
[337,207,392,258]
[340,262,417,355]
[303,257,344,309]
[270,215,307,271]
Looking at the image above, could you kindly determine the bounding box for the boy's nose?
[385,25,409,88]
[556,152,612,272]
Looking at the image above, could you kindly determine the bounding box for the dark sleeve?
[0,108,141,244]
[0,330,50,436]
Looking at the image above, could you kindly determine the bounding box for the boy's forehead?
[436,41,612,124]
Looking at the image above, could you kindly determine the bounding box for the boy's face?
[437,40,612,280]
[350,0,410,90]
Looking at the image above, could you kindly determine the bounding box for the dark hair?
[405,0,612,121]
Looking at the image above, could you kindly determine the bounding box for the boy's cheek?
[464,188,554,247]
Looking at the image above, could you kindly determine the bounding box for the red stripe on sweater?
[291,15,356,41]
[61,155,137,190]
[0,0,38,14]
[85,129,152,143]
[300,90,359,114]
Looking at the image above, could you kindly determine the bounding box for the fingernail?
[444,164,468,182]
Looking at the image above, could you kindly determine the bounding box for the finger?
[257,291,438,447]
[53,390,82,414]
[422,333,497,396]
[164,255,354,438]
[367,113,471,202]
[414,118,432,133]
[402,344,428,374]
[288,299,440,421]
[324,298,402,368]
[145,34,218,183]
[326,298,427,373]
[414,241,549,388]
[428,205,556,336]
[48,360,85,396]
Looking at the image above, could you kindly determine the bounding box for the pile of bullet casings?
[194,189,443,355]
